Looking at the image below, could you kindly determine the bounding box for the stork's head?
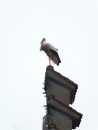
[41,38,46,43]
[40,38,46,51]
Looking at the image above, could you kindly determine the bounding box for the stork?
[40,38,61,66]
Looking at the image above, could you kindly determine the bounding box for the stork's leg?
[49,58,51,65]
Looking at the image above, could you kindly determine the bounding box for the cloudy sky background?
[0,0,98,130]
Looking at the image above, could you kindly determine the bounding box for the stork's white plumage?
[40,38,61,66]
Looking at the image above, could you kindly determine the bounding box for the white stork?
[40,38,61,66]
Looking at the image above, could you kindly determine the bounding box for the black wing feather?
[50,49,61,65]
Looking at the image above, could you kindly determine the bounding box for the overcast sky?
[0,0,98,130]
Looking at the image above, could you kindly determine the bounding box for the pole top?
[46,65,54,71]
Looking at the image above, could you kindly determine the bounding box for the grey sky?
[0,0,98,130]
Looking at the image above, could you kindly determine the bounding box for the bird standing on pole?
[40,38,61,66]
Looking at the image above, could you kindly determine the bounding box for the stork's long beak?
[40,40,43,43]
[41,39,43,43]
